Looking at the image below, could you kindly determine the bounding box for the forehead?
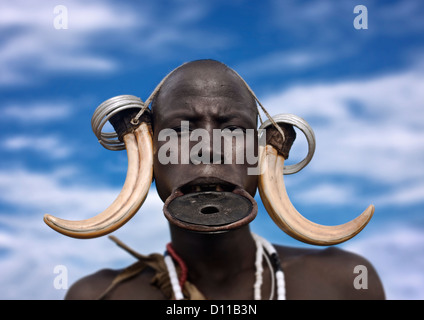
[152,64,257,127]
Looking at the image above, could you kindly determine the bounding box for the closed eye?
[223,125,246,133]
[172,124,193,133]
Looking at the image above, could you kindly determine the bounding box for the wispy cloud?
[344,222,424,300]
[270,0,424,38]
[0,168,125,215]
[3,135,72,159]
[0,0,230,86]
[0,0,132,85]
[262,68,424,199]
[269,0,353,45]
[0,167,169,299]
[237,49,335,77]
[294,182,358,205]
[1,103,72,123]
[374,182,424,207]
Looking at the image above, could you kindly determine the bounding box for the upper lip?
[176,177,238,195]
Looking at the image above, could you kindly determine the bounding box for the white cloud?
[3,135,72,159]
[374,182,424,207]
[294,182,357,205]
[270,0,424,39]
[1,103,71,123]
[0,168,169,299]
[0,0,229,86]
[0,0,133,85]
[343,222,424,300]
[0,168,137,217]
[261,69,424,207]
[237,49,335,77]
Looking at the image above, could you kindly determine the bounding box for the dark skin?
[65,60,385,300]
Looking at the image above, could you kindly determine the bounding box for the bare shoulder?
[275,245,385,300]
[65,265,166,300]
[65,268,120,300]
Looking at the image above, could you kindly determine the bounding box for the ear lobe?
[258,114,374,246]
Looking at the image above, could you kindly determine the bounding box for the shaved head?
[151,59,258,127]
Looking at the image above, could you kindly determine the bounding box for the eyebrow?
[154,88,258,127]
[214,111,257,126]
[159,106,257,129]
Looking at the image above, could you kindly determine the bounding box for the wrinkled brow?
[157,101,257,127]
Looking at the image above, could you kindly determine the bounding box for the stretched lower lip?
[163,188,257,233]
[181,184,234,194]
[176,177,238,195]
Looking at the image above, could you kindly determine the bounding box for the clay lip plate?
[167,191,253,226]
[163,177,258,233]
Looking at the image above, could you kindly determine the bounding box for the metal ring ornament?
[91,95,145,151]
[259,114,316,175]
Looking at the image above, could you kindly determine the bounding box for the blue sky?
[1,0,423,300]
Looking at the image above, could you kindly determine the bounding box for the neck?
[169,224,257,298]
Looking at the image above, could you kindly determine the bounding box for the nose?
[189,126,224,165]
[196,141,224,164]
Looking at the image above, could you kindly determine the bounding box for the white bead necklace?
[164,253,185,300]
[252,233,286,300]
[164,233,286,300]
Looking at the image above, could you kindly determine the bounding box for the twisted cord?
[164,254,184,300]
[254,234,286,300]
[131,62,190,125]
[253,234,264,300]
[166,243,188,288]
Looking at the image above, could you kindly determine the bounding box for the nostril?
[200,206,219,214]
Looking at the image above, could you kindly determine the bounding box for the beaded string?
[253,234,286,300]
[163,234,286,300]
[262,248,276,300]
[166,243,188,288]
[253,234,264,300]
[163,253,184,300]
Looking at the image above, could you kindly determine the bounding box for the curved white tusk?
[44,123,153,239]
[258,145,374,246]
